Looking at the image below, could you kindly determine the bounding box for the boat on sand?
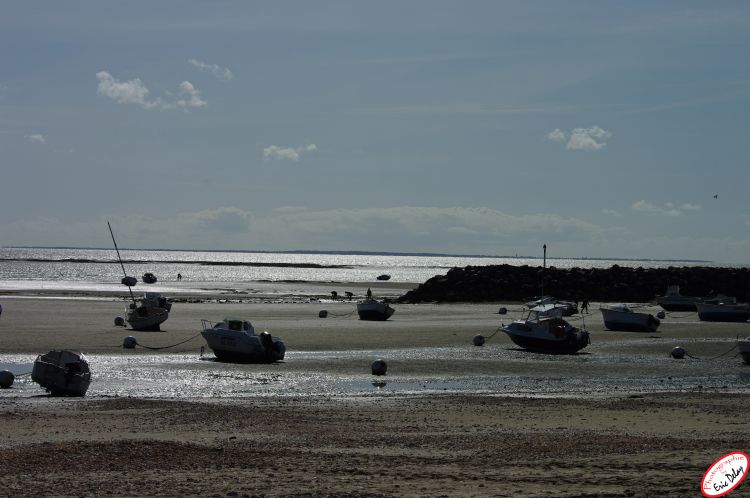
[501,305,590,354]
[126,292,171,331]
[600,304,660,332]
[31,350,91,397]
[201,317,286,363]
[357,288,395,321]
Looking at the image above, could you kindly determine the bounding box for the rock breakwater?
[397,264,750,303]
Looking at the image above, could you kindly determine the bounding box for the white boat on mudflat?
[201,317,286,363]
[524,296,578,316]
[31,350,91,397]
[600,304,660,332]
[357,298,395,321]
[696,301,750,322]
[126,292,171,331]
[655,285,702,311]
[739,337,750,365]
[501,305,590,354]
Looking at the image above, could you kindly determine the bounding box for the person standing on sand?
[177,273,182,281]
[581,299,589,313]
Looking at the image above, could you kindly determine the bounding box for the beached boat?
[696,301,750,322]
[31,350,91,396]
[376,274,391,281]
[738,337,750,365]
[142,272,157,284]
[600,304,660,332]
[201,317,286,363]
[655,285,701,311]
[357,289,395,320]
[126,292,171,331]
[524,296,578,316]
[501,305,590,354]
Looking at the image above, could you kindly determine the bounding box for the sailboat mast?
[107,221,137,305]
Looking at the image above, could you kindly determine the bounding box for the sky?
[2,1,750,263]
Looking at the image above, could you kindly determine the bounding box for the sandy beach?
[1,287,749,497]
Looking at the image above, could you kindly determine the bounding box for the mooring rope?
[134,332,203,350]
[677,343,739,360]
[480,325,504,342]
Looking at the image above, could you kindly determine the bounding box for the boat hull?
[127,306,169,331]
[696,303,750,322]
[31,350,91,397]
[504,332,588,354]
[656,301,698,312]
[357,301,395,321]
[201,330,285,363]
[601,309,660,332]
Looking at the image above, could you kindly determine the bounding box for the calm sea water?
[0,247,713,293]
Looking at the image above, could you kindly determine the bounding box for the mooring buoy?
[123,336,137,349]
[473,335,486,346]
[656,310,666,319]
[318,310,328,318]
[114,316,125,326]
[371,359,387,376]
[497,307,507,315]
[0,370,14,389]
[671,346,686,359]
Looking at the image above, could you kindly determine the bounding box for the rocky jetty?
[397,264,750,303]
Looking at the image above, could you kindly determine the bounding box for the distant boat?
[696,301,750,322]
[600,304,660,332]
[201,317,286,363]
[121,276,137,287]
[524,296,578,316]
[655,285,701,311]
[739,337,750,365]
[501,305,590,354]
[142,272,157,284]
[376,274,391,281]
[126,292,171,331]
[31,350,91,397]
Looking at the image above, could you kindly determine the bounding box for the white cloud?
[263,144,318,161]
[188,59,233,81]
[96,71,207,110]
[632,199,702,217]
[546,128,566,142]
[25,134,46,145]
[567,126,612,150]
[602,209,622,217]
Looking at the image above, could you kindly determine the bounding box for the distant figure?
[581,299,589,314]
[366,288,372,299]
[714,194,718,199]
[177,273,182,281]
[345,291,354,301]
[331,291,338,301]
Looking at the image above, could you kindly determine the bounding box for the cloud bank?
[547,126,612,150]
[631,200,702,217]
[188,59,233,81]
[263,144,318,161]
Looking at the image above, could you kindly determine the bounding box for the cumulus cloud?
[547,126,612,151]
[632,200,701,217]
[25,134,46,145]
[263,144,318,161]
[188,59,233,81]
[96,71,206,110]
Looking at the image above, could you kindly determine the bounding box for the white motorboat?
[201,317,286,363]
[696,301,750,322]
[126,292,171,331]
[738,337,750,365]
[655,285,701,311]
[600,304,660,332]
[31,350,91,397]
[524,296,578,316]
[501,306,590,354]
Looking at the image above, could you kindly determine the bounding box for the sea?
[0,246,715,295]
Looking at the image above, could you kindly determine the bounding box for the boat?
[357,288,395,320]
[376,274,391,281]
[501,305,590,354]
[739,337,750,365]
[600,304,660,332]
[524,296,578,316]
[655,285,701,311]
[696,301,750,322]
[108,222,171,331]
[31,350,91,396]
[142,272,158,284]
[126,292,171,331]
[200,317,286,363]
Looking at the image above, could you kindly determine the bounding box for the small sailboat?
[31,350,91,396]
[108,222,171,331]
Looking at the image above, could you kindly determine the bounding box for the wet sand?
[1,290,749,496]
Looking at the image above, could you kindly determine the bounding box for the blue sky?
[2,1,750,263]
